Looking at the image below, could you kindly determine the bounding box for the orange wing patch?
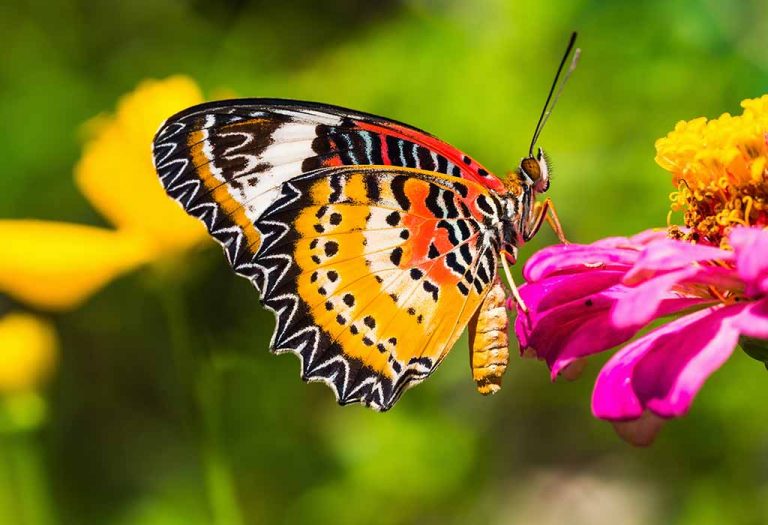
[253,167,501,409]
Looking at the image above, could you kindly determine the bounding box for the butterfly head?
[518,147,551,194]
[516,31,578,197]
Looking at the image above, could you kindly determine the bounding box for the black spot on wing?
[445,252,465,275]
[423,281,439,301]
[409,268,423,280]
[390,247,403,266]
[324,241,339,257]
[416,146,436,171]
[390,175,411,211]
[425,185,442,217]
[438,220,459,246]
[368,133,385,165]
[457,220,472,241]
[385,136,401,165]
[459,244,473,265]
[329,174,344,203]
[385,211,401,226]
[436,155,448,174]
[476,194,494,216]
[442,190,459,219]
[365,177,381,201]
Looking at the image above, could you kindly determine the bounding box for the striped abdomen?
[467,277,509,395]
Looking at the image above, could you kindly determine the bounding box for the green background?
[3,0,768,523]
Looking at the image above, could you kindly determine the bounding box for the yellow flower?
[76,76,208,255]
[0,221,152,310]
[0,313,57,394]
[655,94,768,246]
[0,76,210,310]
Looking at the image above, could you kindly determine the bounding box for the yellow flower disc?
[655,95,768,246]
[0,313,57,394]
[75,76,209,256]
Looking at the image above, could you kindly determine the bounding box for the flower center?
[656,95,768,247]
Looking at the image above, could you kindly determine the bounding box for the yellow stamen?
[655,94,768,247]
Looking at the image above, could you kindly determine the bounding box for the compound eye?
[520,157,541,181]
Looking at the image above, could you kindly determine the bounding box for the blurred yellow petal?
[75,76,209,255]
[0,220,153,310]
[0,313,57,394]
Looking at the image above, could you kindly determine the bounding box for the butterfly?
[152,34,579,411]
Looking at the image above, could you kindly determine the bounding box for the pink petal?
[624,239,732,285]
[520,270,626,319]
[517,281,703,379]
[592,303,748,420]
[591,229,668,248]
[612,265,736,329]
[731,298,768,340]
[517,286,631,377]
[522,244,640,282]
[515,266,627,352]
[627,229,671,245]
[730,226,768,297]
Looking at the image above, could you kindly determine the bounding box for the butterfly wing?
[152,98,504,226]
[152,101,506,409]
[260,166,501,409]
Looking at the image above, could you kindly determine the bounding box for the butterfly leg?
[525,198,568,243]
[500,252,528,313]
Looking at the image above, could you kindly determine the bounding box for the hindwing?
[261,167,499,409]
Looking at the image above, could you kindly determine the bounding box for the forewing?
[152,99,505,262]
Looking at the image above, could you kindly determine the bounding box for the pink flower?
[513,226,768,446]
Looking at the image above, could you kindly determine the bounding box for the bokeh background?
[3,0,768,524]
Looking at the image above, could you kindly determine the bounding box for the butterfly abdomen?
[467,277,509,395]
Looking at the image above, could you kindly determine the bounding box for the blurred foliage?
[2,0,768,524]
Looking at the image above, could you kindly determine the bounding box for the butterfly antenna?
[528,32,580,157]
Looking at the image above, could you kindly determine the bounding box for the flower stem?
[197,364,244,525]
[156,275,244,525]
[0,401,56,525]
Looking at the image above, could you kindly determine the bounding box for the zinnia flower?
[658,95,768,246]
[515,95,768,446]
